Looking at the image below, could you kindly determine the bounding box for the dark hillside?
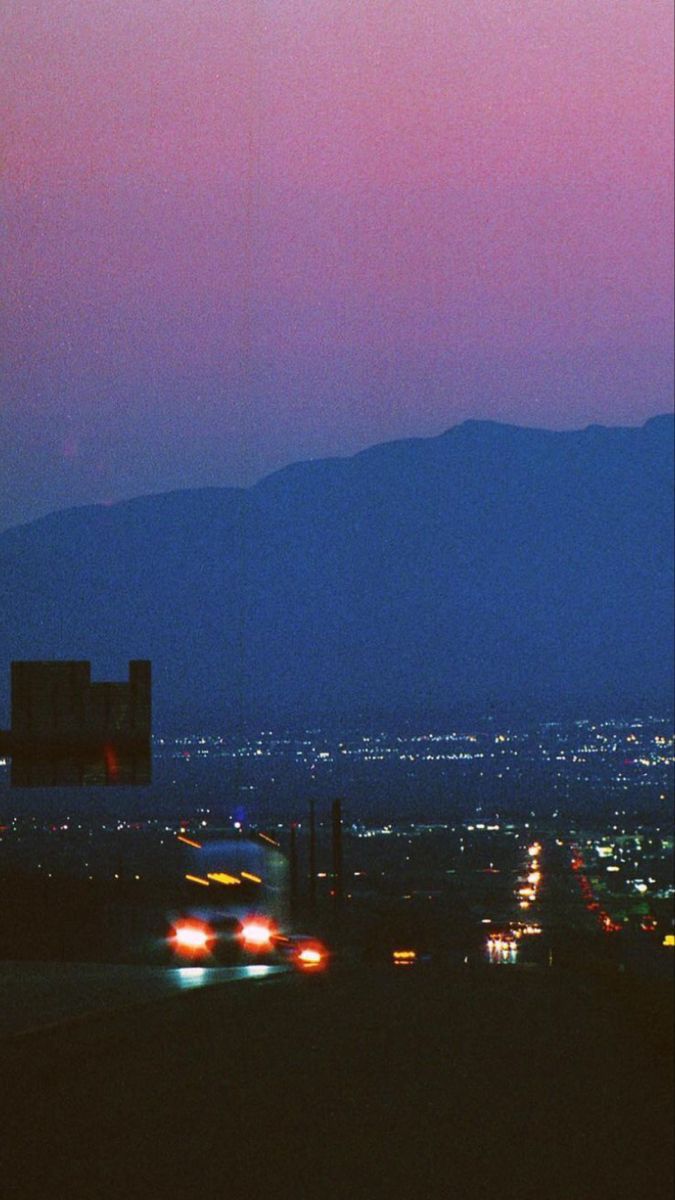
[1,416,672,729]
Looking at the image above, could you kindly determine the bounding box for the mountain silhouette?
[1,415,672,730]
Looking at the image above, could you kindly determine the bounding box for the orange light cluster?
[392,949,417,966]
[486,932,518,963]
[487,932,518,948]
[514,841,543,914]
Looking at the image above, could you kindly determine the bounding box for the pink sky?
[2,0,673,527]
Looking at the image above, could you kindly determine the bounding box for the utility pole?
[331,798,343,907]
[289,821,299,920]
[308,798,317,913]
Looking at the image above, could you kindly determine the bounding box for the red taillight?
[171,920,214,956]
[240,919,275,950]
[295,941,328,971]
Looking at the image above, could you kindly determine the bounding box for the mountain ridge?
[1,414,672,730]
[3,414,672,537]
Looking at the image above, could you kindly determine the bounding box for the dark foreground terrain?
[1,961,672,1200]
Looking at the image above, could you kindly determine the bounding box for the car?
[169,913,290,964]
[273,933,331,972]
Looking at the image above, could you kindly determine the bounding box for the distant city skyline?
[2,1,673,530]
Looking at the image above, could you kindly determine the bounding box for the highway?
[0,960,288,1039]
[1,959,672,1200]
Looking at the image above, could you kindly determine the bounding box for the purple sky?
[3,0,673,530]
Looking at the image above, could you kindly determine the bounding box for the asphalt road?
[1,961,672,1200]
[0,960,288,1038]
